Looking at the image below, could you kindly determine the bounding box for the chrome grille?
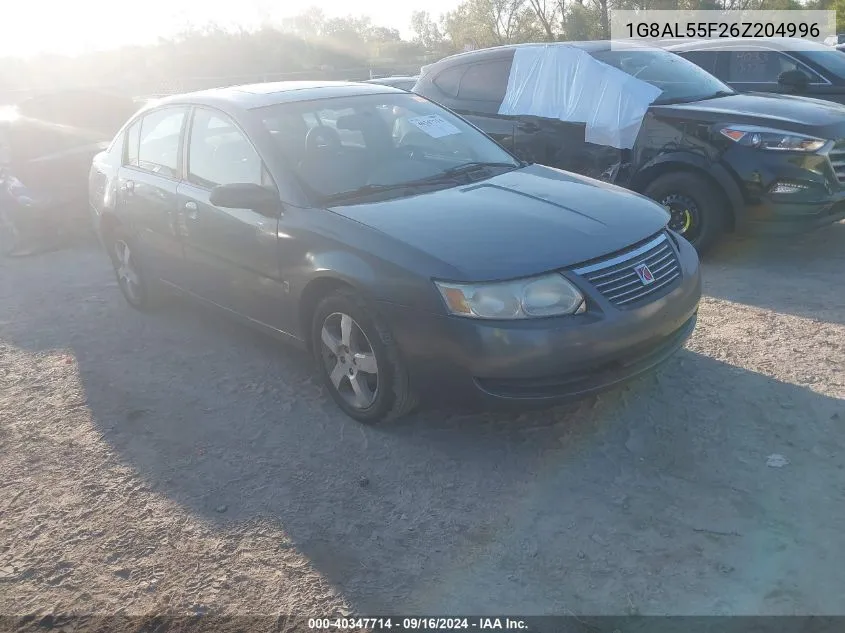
[573,232,681,307]
[829,141,845,184]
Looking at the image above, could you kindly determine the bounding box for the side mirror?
[209,183,280,215]
[778,69,809,93]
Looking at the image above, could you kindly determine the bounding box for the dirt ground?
[1,224,844,622]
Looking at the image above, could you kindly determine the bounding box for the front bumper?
[725,146,845,234]
[743,189,845,235]
[378,234,702,407]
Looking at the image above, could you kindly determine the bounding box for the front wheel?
[642,172,728,255]
[311,289,417,424]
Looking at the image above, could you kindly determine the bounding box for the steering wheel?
[305,126,343,154]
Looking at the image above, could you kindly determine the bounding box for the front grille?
[829,141,845,184]
[572,232,681,308]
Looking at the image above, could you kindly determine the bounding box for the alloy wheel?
[319,312,380,410]
[113,239,142,304]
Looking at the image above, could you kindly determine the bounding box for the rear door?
[429,60,517,150]
[116,106,189,288]
[176,107,286,329]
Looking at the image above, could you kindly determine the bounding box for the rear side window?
[433,65,468,98]
[457,60,511,102]
[136,107,187,178]
[679,50,720,76]
[124,120,141,166]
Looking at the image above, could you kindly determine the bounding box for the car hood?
[328,164,670,281]
[656,93,845,137]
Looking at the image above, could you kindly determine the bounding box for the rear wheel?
[643,172,728,255]
[311,289,417,424]
[106,226,161,310]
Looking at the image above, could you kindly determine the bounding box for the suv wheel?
[643,172,727,254]
[311,289,417,423]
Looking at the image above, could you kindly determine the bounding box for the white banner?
[611,10,836,49]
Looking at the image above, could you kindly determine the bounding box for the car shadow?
[2,245,845,615]
[702,221,845,326]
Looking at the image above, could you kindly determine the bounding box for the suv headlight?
[435,273,585,319]
[720,125,826,152]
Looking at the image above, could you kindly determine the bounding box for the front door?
[720,47,830,98]
[176,107,287,330]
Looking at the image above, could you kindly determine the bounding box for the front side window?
[136,107,187,177]
[188,109,263,188]
[256,92,519,203]
[725,50,824,84]
[592,49,734,104]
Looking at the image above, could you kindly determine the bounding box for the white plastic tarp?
[498,45,663,150]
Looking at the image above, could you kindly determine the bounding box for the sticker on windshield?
[407,115,462,139]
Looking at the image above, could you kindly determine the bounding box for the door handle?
[122,180,135,195]
[184,201,198,220]
[518,122,540,133]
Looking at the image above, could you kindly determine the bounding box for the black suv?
[413,42,845,252]
[665,38,845,107]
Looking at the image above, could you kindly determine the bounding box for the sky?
[3,0,458,57]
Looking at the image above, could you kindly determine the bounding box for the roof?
[151,81,404,111]
[661,38,833,53]
[426,40,657,68]
[364,76,418,83]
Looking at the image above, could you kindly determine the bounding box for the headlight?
[720,125,826,152]
[435,273,585,319]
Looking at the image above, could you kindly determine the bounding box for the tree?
[410,11,445,49]
[527,0,562,40]
[442,0,542,49]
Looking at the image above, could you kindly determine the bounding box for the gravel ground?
[1,225,844,622]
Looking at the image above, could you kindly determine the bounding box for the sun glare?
[2,0,449,58]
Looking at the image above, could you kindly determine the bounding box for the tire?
[105,225,162,310]
[642,172,728,255]
[311,289,417,424]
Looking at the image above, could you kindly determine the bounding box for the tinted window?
[256,92,518,201]
[457,61,510,102]
[725,50,823,83]
[188,109,262,187]
[433,65,467,98]
[592,49,734,104]
[679,50,719,75]
[801,49,845,79]
[137,107,186,177]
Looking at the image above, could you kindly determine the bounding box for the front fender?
[630,152,747,228]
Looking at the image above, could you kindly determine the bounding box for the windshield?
[590,49,734,104]
[256,93,519,203]
[802,49,845,78]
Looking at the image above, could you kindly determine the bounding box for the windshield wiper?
[320,162,519,205]
[320,180,453,205]
[438,161,520,177]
